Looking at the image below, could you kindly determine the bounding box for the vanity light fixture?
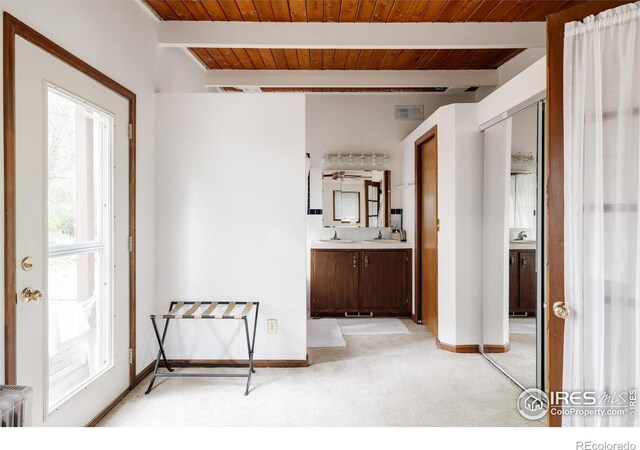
[323,152,391,169]
[511,152,536,173]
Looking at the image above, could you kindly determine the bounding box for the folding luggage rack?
[146,300,259,396]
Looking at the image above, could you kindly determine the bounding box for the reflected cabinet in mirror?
[322,170,390,228]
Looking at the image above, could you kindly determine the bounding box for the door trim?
[546,1,629,427]
[3,13,137,387]
[414,125,438,335]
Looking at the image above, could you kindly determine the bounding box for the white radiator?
[0,385,32,427]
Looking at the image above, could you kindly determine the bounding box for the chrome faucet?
[331,230,340,240]
[515,231,528,241]
[375,230,383,240]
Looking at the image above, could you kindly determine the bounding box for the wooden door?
[546,0,628,427]
[416,127,438,337]
[360,250,408,312]
[310,250,359,312]
[509,251,519,313]
[518,250,537,314]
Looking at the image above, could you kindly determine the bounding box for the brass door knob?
[21,287,44,303]
[553,301,570,319]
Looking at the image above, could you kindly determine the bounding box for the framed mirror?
[322,169,390,228]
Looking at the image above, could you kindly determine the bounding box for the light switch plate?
[267,319,277,334]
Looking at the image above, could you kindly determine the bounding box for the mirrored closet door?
[481,100,545,391]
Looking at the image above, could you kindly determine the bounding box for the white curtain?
[564,2,640,426]
[514,173,537,229]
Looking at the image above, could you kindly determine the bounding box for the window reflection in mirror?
[510,173,537,229]
[333,191,360,224]
[322,170,390,228]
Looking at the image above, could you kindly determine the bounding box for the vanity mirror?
[322,170,390,228]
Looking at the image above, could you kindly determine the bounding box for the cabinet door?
[518,250,537,314]
[509,251,519,312]
[359,250,409,311]
[311,250,359,311]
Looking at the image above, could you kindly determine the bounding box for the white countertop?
[509,241,536,250]
[311,240,413,250]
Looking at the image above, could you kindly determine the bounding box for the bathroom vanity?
[508,248,536,316]
[310,242,412,317]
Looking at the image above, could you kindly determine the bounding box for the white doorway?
[10,30,132,426]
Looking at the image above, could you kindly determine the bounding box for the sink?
[318,239,356,243]
[510,240,536,244]
[361,239,399,244]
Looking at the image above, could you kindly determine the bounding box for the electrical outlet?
[267,319,277,334]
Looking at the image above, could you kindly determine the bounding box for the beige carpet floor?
[99,320,543,427]
[487,334,537,389]
[485,318,537,389]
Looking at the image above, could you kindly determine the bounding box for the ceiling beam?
[205,70,499,88]
[159,22,545,49]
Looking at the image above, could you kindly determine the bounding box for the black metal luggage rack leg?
[145,300,260,396]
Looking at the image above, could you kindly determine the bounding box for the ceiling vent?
[239,86,262,93]
[394,105,424,121]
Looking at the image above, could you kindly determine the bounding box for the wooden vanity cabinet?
[310,250,359,311]
[310,248,411,317]
[509,249,537,316]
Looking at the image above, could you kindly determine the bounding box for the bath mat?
[307,319,347,348]
[337,318,409,336]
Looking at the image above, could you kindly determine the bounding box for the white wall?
[477,56,546,127]
[475,48,546,102]
[0,0,205,383]
[402,103,483,346]
[453,105,484,346]
[155,94,307,361]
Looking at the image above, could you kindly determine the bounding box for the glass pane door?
[46,86,114,411]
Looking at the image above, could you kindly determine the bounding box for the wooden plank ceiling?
[146,1,585,23]
[192,48,524,70]
[146,1,586,75]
